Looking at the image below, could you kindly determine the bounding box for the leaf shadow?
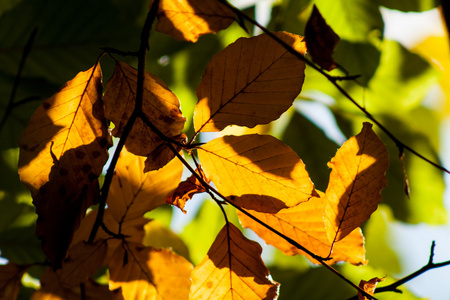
[228,194,288,213]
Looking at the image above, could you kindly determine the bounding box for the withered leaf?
[194,32,307,133]
[238,191,366,265]
[144,133,186,172]
[190,223,279,299]
[18,64,111,269]
[305,4,340,71]
[198,134,316,212]
[155,0,235,42]
[109,243,193,300]
[324,122,389,243]
[165,167,209,213]
[104,62,185,160]
[107,147,184,223]
[358,277,385,300]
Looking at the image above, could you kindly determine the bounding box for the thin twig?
[0,27,38,131]
[88,0,161,243]
[375,241,450,294]
[221,0,449,175]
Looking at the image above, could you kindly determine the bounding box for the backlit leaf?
[107,147,184,223]
[189,223,279,300]
[165,167,209,213]
[194,32,306,133]
[18,64,111,268]
[0,263,26,300]
[198,134,316,212]
[109,243,192,300]
[104,62,186,159]
[358,277,385,300]
[324,123,389,243]
[238,192,366,265]
[155,0,235,42]
[305,5,340,71]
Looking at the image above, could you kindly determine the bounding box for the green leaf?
[376,0,438,12]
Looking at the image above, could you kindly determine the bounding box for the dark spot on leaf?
[206,281,213,288]
[88,172,97,182]
[92,151,101,159]
[75,150,85,159]
[75,177,83,184]
[59,168,69,176]
[81,164,92,173]
[42,102,51,110]
[229,195,236,201]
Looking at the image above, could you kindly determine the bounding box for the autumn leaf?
[32,268,120,300]
[56,240,107,286]
[238,192,366,265]
[144,133,186,172]
[358,277,385,300]
[18,63,111,268]
[155,0,235,42]
[305,4,340,71]
[104,62,185,160]
[0,263,27,300]
[165,166,209,213]
[194,32,307,133]
[109,243,193,300]
[107,147,184,223]
[190,223,279,300]
[324,122,389,243]
[198,134,317,212]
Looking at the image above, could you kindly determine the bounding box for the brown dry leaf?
[190,223,279,299]
[104,62,185,159]
[109,243,193,300]
[18,64,111,269]
[198,134,316,212]
[324,122,389,243]
[0,263,27,300]
[144,133,186,172]
[32,268,121,300]
[165,167,209,213]
[305,4,340,71]
[107,147,184,223]
[155,0,235,42]
[56,240,107,286]
[358,277,385,300]
[194,32,307,133]
[238,192,366,265]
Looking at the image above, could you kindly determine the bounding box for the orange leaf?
[155,0,235,42]
[104,62,185,159]
[358,277,385,300]
[324,122,389,243]
[107,147,184,223]
[198,134,316,212]
[190,223,279,300]
[165,167,209,213]
[18,63,111,269]
[238,192,366,265]
[305,5,340,71]
[56,240,107,286]
[194,32,306,133]
[109,243,193,300]
[0,263,27,300]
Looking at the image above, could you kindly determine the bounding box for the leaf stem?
[88,1,161,243]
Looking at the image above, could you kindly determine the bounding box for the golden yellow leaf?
[190,223,279,300]
[32,268,120,300]
[0,263,26,300]
[107,147,184,223]
[104,62,185,158]
[155,0,235,42]
[238,192,366,265]
[198,134,316,212]
[194,32,306,133]
[109,243,193,300]
[358,277,385,300]
[56,240,107,286]
[305,5,340,71]
[165,167,209,213]
[18,63,111,268]
[324,122,389,243]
